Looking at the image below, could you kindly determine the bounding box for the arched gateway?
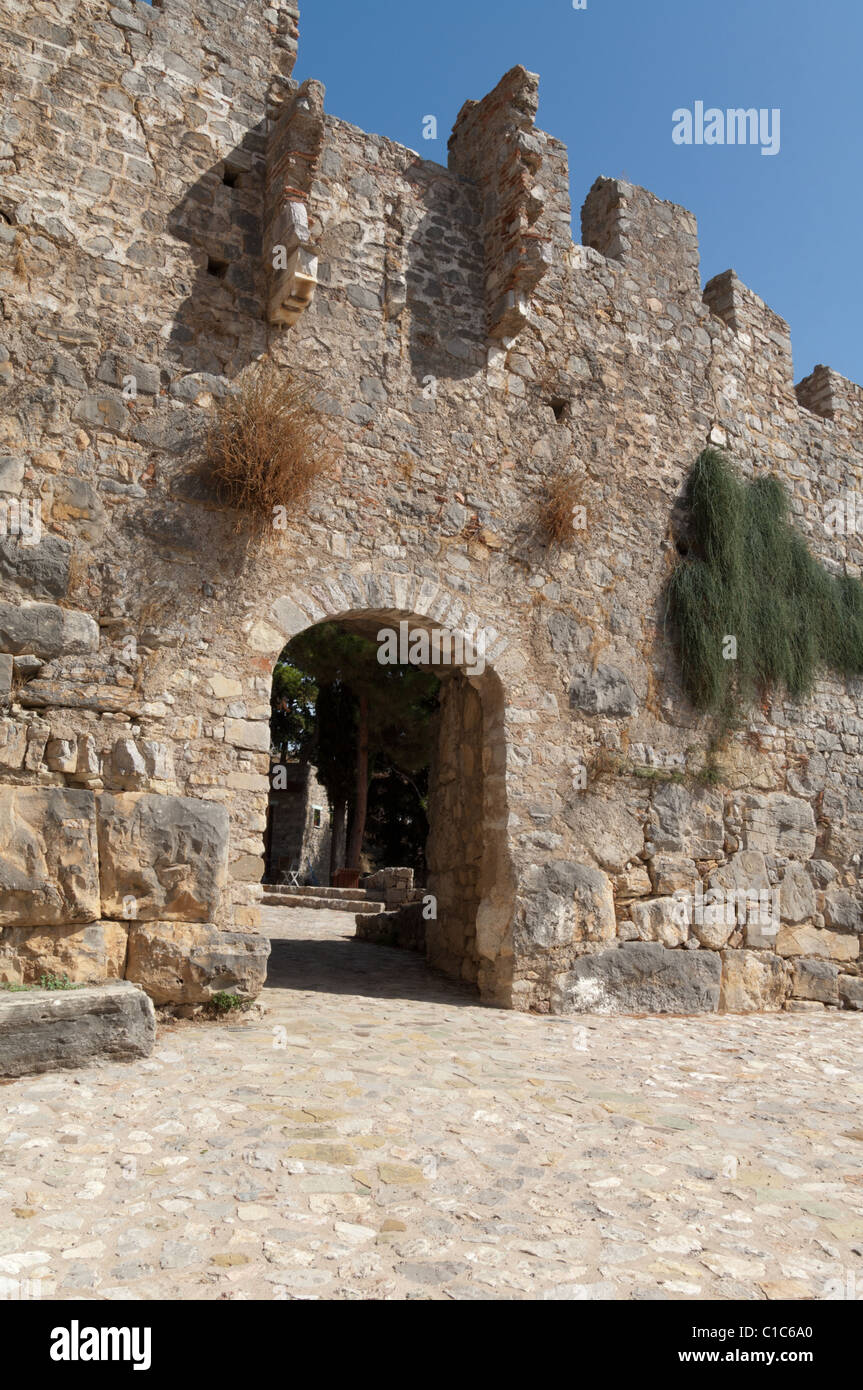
[277,604,517,1004]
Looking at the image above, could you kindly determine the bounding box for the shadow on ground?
[264,929,481,1009]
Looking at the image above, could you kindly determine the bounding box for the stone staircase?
[261,883,385,914]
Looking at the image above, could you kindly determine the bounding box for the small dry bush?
[539,474,582,546]
[205,359,337,533]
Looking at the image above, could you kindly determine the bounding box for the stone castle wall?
[265,760,331,883]
[0,0,861,1013]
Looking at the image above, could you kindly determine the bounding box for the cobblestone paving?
[2,907,863,1301]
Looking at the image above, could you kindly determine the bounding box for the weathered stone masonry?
[0,0,861,1015]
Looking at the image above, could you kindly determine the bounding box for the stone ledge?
[551,942,722,1016]
[0,980,154,1078]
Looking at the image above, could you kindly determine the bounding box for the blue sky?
[294,0,861,387]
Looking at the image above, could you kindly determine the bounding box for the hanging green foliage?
[667,448,863,715]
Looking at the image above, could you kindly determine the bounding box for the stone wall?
[0,0,861,1015]
[355,900,425,954]
[266,759,331,883]
[363,866,418,910]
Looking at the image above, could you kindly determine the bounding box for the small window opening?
[312,806,323,829]
[548,396,570,422]
[222,164,241,189]
[206,256,229,279]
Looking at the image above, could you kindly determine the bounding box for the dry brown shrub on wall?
[539,474,582,545]
[204,359,338,534]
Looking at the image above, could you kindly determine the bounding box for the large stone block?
[839,975,863,1011]
[0,787,100,928]
[779,862,817,923]
[97,792,229,921]
[551,942,721,1015]
[710,849,770,895]
[125,922,269,1004]
[518,860,616,948]
[776,924,858,962]
[0,600,98,658]
[0,921,128,985]
[44,736,78,774]
[823,888,862,933]
[0,981,154,1078]
[719,950,788,1013]
[0,718,28,770]
[563,794,644,873]
[627,896,688,947]
[738,792,816,859]
[792,958,840,1004]
[0,534,71,599]
[650,854,698,895]
[648,783,724,858]
[224,717,270,753]
[569,663,637,717]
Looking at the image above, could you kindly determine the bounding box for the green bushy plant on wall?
[667,449,863,718]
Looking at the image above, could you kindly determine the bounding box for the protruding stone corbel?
[268,198,318,325]
[265,79,325,327]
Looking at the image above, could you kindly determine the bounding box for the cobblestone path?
[2,906,862,1301]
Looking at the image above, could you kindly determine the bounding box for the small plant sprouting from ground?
[667,448,863,718]
[40,972,78,990]
[586,748,686,787]
[204,358,338,535]
[539,474,584,546]
[208,991,249,1016]
[695,759,723,787]
[0,973,80,992]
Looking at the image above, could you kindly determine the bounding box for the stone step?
[261,893,386,914]
[268,884,373,901]
[0,981,155,1079]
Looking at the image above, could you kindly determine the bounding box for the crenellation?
[703,269,794,378]
[448,66,553,341]
[581,177,701,302]
[796,363,863,434]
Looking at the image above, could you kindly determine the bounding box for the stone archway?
[263,598,518,1007]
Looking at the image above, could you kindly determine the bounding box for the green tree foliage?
[271,623,439,872]
[667,449,863,717]
[365,764,430,872]
[270,661,317,760]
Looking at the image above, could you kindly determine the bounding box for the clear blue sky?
[294,0,861,387]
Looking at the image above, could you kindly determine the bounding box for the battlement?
[581,177,701,301]
[448,66,552,340]
[3,0,855,404]
[796,364,863,433]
